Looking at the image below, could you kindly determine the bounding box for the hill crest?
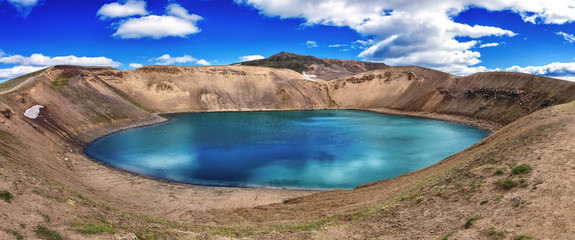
[233,52,389,79]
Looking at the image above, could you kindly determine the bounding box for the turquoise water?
[84,110,488,190]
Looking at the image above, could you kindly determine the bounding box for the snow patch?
[24,105,44,119]
[302,71,317,78]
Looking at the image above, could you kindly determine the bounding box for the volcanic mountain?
[0,55,575,239]
[233,52,389,79]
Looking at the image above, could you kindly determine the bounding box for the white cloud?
[505,62,575,79]
[113,15,201,39]
[557,31,575,43]
[166,3,202,21]
[102,3,203,39]
[129,63,143,68]
[0,53,121,67]
[557,76,575,82]
[6,0,39,17]
[153,54,210,66]
[479,42,500,48]
[0,65,44,81]
[97,0,149,19]
[196,59,210,66]
[351,39,374,50]
[328,44,347,48]
[238,55,265,62]
[306,40,318,48]
[235,0,575,75]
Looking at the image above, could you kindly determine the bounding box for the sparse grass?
[519,179,529,188]
[514,200,528,207]
[400,193,423,201]
[512,164,532,174]
[487,228,506,239]
[494,168,505,175]
[37,211,50,222]
[0,190,13,203]
[464,217,479,229]
[494,195,504,200]
[316,217,339,224]
[6,229,24,240]
[515,235,533,240]
[50,75,74,90]
[532,180,543,190]
[497,178,517,190]
[72,222,116,234]
[35,226,63,240]
[441,230,457,240]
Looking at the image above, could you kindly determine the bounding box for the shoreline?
[77,107,497,194]
[365,108,502,133]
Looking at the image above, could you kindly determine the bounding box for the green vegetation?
[37,211,50,222]
[6,229,24,240]
[512,164,532,174]
[464,217,479,229]
[0,68,46,92]
[497,178,517,190]
[494,195,504,200]
[35,226,63,240]
[441,230,457,240]
[50,75,74,90]
[0,190,13,203]
[72,222,116,234]
[487,228,506,239]
[400,193,423,201]
[514,200,528,207]
[515,235,533,240]
[494,168,505,175]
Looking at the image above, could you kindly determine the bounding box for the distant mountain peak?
[233,52,388,80]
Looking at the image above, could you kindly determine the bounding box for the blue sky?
[1,0,575,81]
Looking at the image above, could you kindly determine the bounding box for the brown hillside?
[328,66,575,125]
[0,64,574,239]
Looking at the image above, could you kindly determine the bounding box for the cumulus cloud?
[306,40,318,48]
[479,43,500,48]
[0,65,45,81]
[557,31,575,43]
[6,0,39,17]
[505,62,575,79]
[153,54,210,66]
[0,53,121,67]
[0,52,121,81]
[235,0,575,75]
[100,3,203,39]
[238,55,265,62]
[113,15,201,39]
[129,63,143,68]
[97,0,149,19]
